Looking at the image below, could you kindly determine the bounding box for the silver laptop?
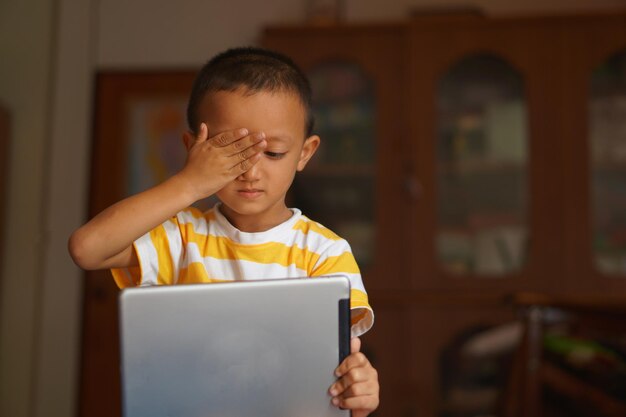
[119,277,351,417]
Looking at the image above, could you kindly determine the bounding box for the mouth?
[237,189,264,199]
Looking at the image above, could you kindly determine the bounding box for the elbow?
[68,229,98,270]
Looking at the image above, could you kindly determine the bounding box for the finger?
[335,352,370,377]
[229,153,261,175]
[329,376,350,397]
[330,365,375,397]
[337,380,379,399]
[193,123,209,145]
[331,394,379,412]
[351,337,361,354]
[226,132,266,156]
[210,128,249,147]
[231,140,267,165]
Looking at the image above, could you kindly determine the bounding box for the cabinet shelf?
[439,159,526,175]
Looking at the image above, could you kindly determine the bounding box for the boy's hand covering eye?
[329,337,380,417]
[181,123,267,200]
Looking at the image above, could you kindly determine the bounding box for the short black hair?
[186,47,314,137]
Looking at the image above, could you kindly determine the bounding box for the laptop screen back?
[119,277,351,417]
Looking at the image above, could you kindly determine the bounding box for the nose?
[237,161,260,182]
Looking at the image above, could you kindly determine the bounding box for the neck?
[218,204,293,232]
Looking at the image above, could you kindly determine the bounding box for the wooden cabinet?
[265,24,413,291]
[263,11,626,417]
[561,15,626,294]
[263,26,418,415]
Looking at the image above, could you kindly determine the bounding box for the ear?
[183,123,210,150]
[182,130,196,151]
[297,135,320,171]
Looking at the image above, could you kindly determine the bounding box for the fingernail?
[238,128,248,136]
[331,397,339,406]
[254,132,265,140]
[335,370,341,377]
[329,389,337,396]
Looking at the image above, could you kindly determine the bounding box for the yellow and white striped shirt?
[111,204,374,336]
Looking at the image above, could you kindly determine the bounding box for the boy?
[69,47,379,415]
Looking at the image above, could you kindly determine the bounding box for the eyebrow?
[266,135,292,144]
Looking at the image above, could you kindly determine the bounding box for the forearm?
[69,124,266,271]
[69,173,202,270]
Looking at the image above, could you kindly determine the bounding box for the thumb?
[196,123,209,144]
[351,337,361,354]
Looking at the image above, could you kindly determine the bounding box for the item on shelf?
[484,99,528,164]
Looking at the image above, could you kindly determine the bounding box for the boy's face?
[194,88,319,231]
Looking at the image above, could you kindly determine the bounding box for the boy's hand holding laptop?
[331,337,380,415]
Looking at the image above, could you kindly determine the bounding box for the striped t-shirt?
[111,204,374,337]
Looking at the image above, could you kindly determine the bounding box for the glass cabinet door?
[589,50,626,276]
[436,54,530,276]
[289,61,376,266]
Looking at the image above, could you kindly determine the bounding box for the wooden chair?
[501,292,626,417]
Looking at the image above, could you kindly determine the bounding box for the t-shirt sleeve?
[110,214,184,288]
[310,239,374,337]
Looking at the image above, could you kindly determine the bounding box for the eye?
[265,151,286,159]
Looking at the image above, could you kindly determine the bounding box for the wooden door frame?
[80,72,195,417]
[0,105,9,302]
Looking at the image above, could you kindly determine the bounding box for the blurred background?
[2,1,626,417]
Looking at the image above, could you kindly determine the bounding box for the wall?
[0,1,57,416]
[97,0,626,68]
[32,0,95,416]
[97,0,308,68]
[1,1,625,417]
[346,0,626,20]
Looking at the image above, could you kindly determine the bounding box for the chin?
[222,200,269,215]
